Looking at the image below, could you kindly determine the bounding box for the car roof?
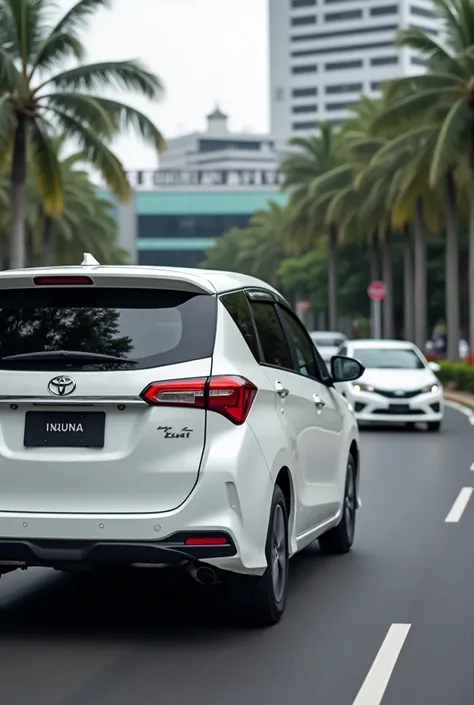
[346,339,419,350]
[310,331,346,338]
[0,259,286,300]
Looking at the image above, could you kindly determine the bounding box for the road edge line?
[444,398,474,425]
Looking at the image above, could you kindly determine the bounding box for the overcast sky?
[60,0,269,169]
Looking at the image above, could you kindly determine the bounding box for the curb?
[444,391,474,410]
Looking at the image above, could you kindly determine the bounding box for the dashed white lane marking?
[444,400,474,425]
[445,487,473,523]
[470,462,474,471]
[352,624,411,705]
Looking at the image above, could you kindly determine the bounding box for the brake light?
[140,375,257,425]
[34,276,93,285]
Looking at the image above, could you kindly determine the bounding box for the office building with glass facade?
[114,171,288,268]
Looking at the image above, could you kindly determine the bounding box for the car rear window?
[311,336,345,347]
[0,287,217,370]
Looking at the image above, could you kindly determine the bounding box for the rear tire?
[427,421,441,432]
[228,485,289,627]
[319,455,356,555]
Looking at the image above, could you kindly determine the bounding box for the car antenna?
[81,253,100,266]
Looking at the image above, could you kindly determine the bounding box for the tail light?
[34,276,93,285]
[140,375,257,425]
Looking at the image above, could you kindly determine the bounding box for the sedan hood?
[358,368,438,391]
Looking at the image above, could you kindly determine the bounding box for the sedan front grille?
[373,388,423,399]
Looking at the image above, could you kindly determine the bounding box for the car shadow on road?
[0,547,340,641]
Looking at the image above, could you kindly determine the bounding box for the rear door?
[0,282,217,514]
[249,298,345,533]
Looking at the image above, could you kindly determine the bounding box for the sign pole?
[367,281,386,339]
[373,299,382,339]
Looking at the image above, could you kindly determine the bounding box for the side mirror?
[428,361,441,373]
[331,355,365,382]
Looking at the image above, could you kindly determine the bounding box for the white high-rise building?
[159,107,278,172]
[269,0,440,150]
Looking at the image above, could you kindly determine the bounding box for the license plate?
[388,404,410,413]
[24,411,106,448]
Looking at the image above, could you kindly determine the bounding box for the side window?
[249,301,294,370]
[221,291,259,359]
[278,307,319,379]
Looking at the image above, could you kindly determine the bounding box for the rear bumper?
[0,532,237,570]
[0,419,274,576]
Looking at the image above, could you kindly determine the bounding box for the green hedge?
[436,361,474,392]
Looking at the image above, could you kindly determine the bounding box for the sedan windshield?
[352,348,425,370]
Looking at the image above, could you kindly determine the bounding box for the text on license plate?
[24,411,106,448]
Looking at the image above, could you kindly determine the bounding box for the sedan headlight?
[352,382,374,393]
[422,383,439,393]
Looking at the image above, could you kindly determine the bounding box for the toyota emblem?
[393,390,405,397]
[48,376,76,396]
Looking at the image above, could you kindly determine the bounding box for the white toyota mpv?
[0,258,364,626]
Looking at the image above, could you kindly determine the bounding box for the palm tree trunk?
[369,231,379,281]
[414,197,427,349]
[42,215,53,266]
[382,226,394,338]
[469,128,474,355]
[446,170,459,361]
[10,115,27,270]
[328,223,338,329]
[403,225,414,342]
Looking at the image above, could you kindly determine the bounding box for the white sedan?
[310,331,348,364]
[335,339,443,432]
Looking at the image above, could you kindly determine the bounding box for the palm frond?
[48,108,131,201]
[430,97,470,185]
[1,0,44,72]
[30,31,84,77]
[396,27,464,74]
[40,92,118,136]
[0,47,21,91]
[36,60,164,99]
[375,86,463,131]
[83,97,165,150]
[51,0,111,35]
[29,117,63,215]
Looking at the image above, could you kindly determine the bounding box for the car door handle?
[313,394,326,412]
[276,381,289,399]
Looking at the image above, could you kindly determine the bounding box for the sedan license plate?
[388,403,410,413]
[24,411,106,448]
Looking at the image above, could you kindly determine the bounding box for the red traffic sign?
[297,300,311,311]
[367,281,386,301]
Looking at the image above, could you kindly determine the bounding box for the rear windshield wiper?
[0,350,138,365]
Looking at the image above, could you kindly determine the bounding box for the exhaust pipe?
[190,565,218,585]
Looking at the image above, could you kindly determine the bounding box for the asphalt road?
[0,406,473,705]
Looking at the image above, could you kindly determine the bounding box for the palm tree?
[374,0,474,353]
[201,202,287,288]
[0,155,126,266]
[299,101,401,337]
[0,0,165,269]
[281,123,344,328]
